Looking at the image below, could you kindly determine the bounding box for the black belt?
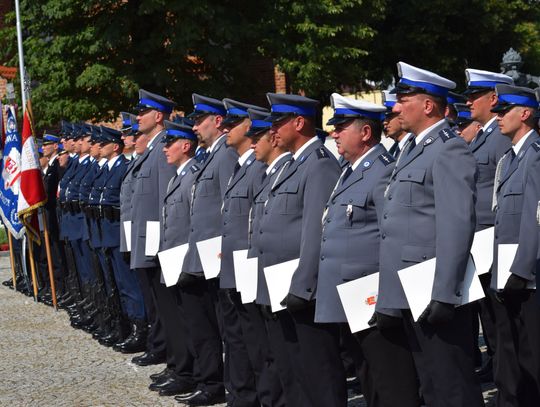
[101,205,121,222]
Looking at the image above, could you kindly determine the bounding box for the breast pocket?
[276,181,300,215]
[397,168,426,206]
[196,170,216,197]
[135,168,152,195]
[502,182,523,214]
[229,186,250,215]
[339,193,368,228]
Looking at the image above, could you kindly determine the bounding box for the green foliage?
[0,0,538,129]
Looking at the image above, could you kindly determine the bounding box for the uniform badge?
[424,137,434,145]
[316,148,328,159]
[363,161,371,168]
[487,127,493,133]
[439,128,456,142]
[532,141,540,152]
[246,160,252,166]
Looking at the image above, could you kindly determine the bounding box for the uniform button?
[322,237,326,241]
[422,255,427,260]
[320,256,325,260]
[272,192,276,197]
[327,219,331,222]
[224,209,228,212]
[408,174,411,178]
[191,228,194,232]
[456,291,462,297]
[259,230,263,234]
[264,210,268,214]
[388,195,392,200]
[259,250,263,254]
[383,214,387,219]
[306,288,312,293]
[331,200,335,204]
[381,234,386,239]
[223,234,227,238]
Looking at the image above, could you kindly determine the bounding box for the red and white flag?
[17,102,46,241]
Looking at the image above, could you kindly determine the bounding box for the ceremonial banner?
[0,105,24,238]
[17,102,46,241]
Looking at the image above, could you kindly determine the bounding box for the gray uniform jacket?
[470,119,512,229]
[119,156,137,252]
[160,158,200,251]
[376,120,477,312]
[492,131,540,286]
[258,139,341,301]
[220,152,267,289]
[249,154,292,305]
[315,144,395,323]
[183,135,238,276]
[130,131,177,269]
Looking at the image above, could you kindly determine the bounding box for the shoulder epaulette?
[190,164,200,173]
[439,128,456,142]
[532,141,540,152]
[378,151,395,166]
[316,147,329,159]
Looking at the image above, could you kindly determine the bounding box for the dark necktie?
[504,149,517,176]
[232,162,241,178]
[341,166,353,185]
[407,138,417,155]
[392,142,400,158]
[471,129,483,146]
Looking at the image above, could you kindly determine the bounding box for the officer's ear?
[488,91,498,108]
[214,115,224,130]
[293,115,306,132]
[155,110,165,124]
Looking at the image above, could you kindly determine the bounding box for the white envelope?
[144,221,161,257]
[233,250,258,304]
[470,227,494,275]
[123,221,131,252]
[337,273,379,333]
[158,243,189,287]
[196,236,222,279]
[398,256,484,322]
[496,244,536,290]
[263,258,299,313]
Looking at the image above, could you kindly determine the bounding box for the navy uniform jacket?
[79,159,101,243]
[183,135,238,276]
[119,156,137,252]
[249,154,292,305]
[65,155,91,241]
[43,157,61,237]
[315,144,395,323]
[58,156,79,240]
[258,139,341,301]
[101,155,129,249]
[376,120,477,312]
[130,131,177,269]
[492,132,540,286]
[220,152,267,289]
[160,158,199,251]
[470,119,512,229]
[87,162,109,249]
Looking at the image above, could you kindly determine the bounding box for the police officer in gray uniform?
[257,93,344,407]
[176,94,235,406]
[464,69,514,379]
[316,93,420,407]
[490,84,540,407]
[375,62,484,407]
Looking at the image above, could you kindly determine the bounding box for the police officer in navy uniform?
[382,90,413,158]
[257,93,344,407]
[316,93,421,407]
[148,120,200,396]
[464,69,515,380]
[489,84,540,407]
[375,62,484,407]
[454,104,483,144]
[176,94,236,406]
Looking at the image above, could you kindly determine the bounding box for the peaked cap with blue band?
[100,126,123,144]
[222,99,266,125]
[43,132,60,145]
[136,89,176,114]
[464,69,514,95]
[71,123,84,140]
[120,112,132,132]
[382,90,397,112]
[535,87,540,119]
[327,93,386,125]
[265,93,319,123]
[246,108,271,137]
[187,94,226,119]
[491,84,539,113]
[393,62,456,97]
[447,91,466,105]
[128,114,139,134]
[162,120,198,142]
[453,103,473,125]
[90,125,103,143]
[60,120,73,137]
[173,116,195,127]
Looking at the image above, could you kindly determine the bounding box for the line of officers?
[29,61,540,407]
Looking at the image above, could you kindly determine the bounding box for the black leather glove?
[259,305,277,321]
[368,312,377,327]
[370,311,403,330]
[504,273,528,291]
[177,272,204,288]
[418,300,455,325]
[280,293,312,312]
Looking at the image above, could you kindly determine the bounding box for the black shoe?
[157,379,196,397]
[2,278,13,287]
[175,390,226,405]
[476,357,493,383]
[131,351,166,366]
[112,319,147,354]
[150,367,173,382]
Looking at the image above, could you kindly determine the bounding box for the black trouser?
[134,267,165,355]
[178,277,224,396]
[492,290,540,407]
[402,306,484,407]
[478,272,497,357]
[354,324,421,407]
[144,268,194,382]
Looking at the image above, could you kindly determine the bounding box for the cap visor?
[326,117,355,126]
[490,104,512,113]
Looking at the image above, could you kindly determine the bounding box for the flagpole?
[7,231,17,290]
[26,233,39,301]
[40,210,57,310]
[14,0,27,109]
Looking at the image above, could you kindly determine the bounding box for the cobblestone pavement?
[0,255,495,406]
